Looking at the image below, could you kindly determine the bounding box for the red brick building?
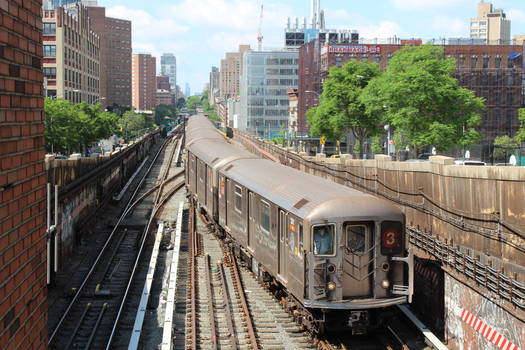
[299,39,525,150]
[86,6,132,108]
[0,0,48,348]
[132,53,156,111]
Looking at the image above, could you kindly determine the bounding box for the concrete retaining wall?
[45,130,160,265]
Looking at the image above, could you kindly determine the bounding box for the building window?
[43,23,56,35]
[479,21,487,26]
[483,57,489,68]
[471,21,478,26]
[495,57,501,68]
[44,45,56,57]
[43,67,56,79]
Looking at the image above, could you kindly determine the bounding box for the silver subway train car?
[185,115,413,334]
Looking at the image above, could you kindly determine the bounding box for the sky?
[96,0,525,95]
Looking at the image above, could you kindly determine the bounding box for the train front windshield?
[313,224,335,256]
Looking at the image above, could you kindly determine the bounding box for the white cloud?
[106,6,189,43]
[389,0,472,11]
[358,21,407,39]
[168,0,292,30]
[507,9,525,24]
[431,16,468,37]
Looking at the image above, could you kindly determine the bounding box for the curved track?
[48,129,185,350]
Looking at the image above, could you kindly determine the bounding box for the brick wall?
[0,1,47,349]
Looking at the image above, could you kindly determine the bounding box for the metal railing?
[407,225,524,311]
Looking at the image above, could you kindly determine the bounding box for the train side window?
[234,185,242,213]
[220,176,225,196]
[289,217,297,254]
[260,200,270,233]
[312,224,335,256]
[298,223,303,258]
[346,224,367,254]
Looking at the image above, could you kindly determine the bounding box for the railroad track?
[186,201,314,350]
[48,130,186,350]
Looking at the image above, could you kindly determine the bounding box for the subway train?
[184,115,413,334]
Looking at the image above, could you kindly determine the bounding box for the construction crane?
[257,4,263,51]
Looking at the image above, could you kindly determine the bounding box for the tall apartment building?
[185,83,191,98]
[43,5,100,104]
[161,54,177,90]
[0,0,48,348]
[86,7,132,108]
[209,66,220,104]
[470,1,511,44]
[240,50,299,138]
[132,53,156,111]
[220,45,251,99]
[299,39,524,159]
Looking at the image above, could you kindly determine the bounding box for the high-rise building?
[86,6,132,108]
[0,1,48,348]
[470,2,511,44]
[240,50,299,138]
[185,83,191,98]
[219,45,251,99]
[43,5,101,104]
[209,66,220,104]
[161,54,177,91]
[132,53,156,111]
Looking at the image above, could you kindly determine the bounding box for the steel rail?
[230,249,259,349]
[48,135,174,346]
[205,254,218,349]
[85,303,108,350]
[218,263,238,350]
[105,178,186,349]
[189,201,198,350]
[65,303,91,350]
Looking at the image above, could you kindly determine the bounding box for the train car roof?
[220,158,402,221]
[187,139,256,165]
[186,115,227,146]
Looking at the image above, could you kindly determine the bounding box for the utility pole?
[257,4,263,51]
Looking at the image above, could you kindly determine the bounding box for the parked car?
[454,160,486,166]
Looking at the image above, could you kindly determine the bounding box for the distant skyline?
[97,0,525,95]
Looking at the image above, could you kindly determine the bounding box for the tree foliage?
[44,98,119,154]
[154,104,178,125]
[176,97,186,109]
[493,135,519,160]
[362,44,485,156]
[517,108,525,143]
[119,110,155,142]
[307,60,382,158]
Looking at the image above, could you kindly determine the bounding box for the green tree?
[186,95,201,113]
[154,104,177,125]
[176,97,186,109]
[44,97,80,154]
[119,110,148,141]
[307,60,383,158]
[517,108,525,143]
[362,44,485,156]
[493,135,519,160]
[106,103,131,117]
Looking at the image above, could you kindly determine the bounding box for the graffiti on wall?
[59,187,96,263]
[445,275,524,350]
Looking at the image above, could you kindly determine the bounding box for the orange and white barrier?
[460,308,520,350]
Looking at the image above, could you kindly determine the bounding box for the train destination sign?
[321,45,381,55]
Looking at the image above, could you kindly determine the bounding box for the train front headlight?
[327,282,336,292]
[381,279,390,289]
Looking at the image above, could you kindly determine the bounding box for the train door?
[278,210,287,281]
[225,179,231,228]
[342,222,373,298]
[248,192,255,250]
